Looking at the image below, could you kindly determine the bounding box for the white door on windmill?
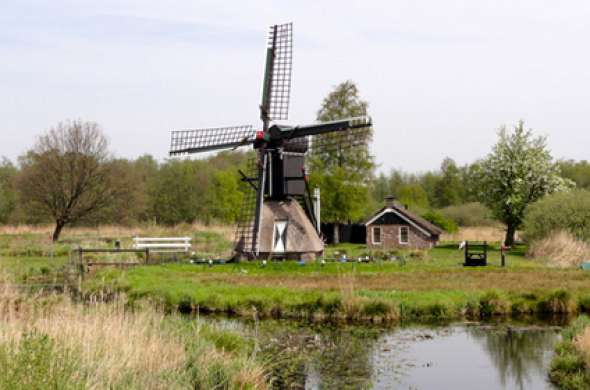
[272,220,288,253]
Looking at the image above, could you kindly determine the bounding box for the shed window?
[399,226,409,244]
[372,226,382,244]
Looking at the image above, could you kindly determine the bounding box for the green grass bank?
[84,244,590,323]
[550,316,590,389]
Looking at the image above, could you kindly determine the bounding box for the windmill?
[169,23,372,260]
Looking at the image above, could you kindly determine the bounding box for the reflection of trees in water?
[311,329,377,389]
[261,325,380,389]
[467,327,558,389]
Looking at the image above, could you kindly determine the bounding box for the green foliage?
[149,152,250,225]
[310,81,374,225]
[559,160,590,189]
[371,161,479,212]
[397,183,430,210]
[93,155,159,225]
[421,210,458,233]
[523,190,590,242]
[0,331,86,390]
[311,166,370,223]
[203,170,243,224]
[433,158,463,207]
[150,159,202,224]
[439,202,496,227]
[475,121,573,245]
[0,158,17,223]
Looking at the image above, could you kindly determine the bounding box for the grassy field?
[86,242,590,323]
[0,223,233,285]
[3,225,590,324]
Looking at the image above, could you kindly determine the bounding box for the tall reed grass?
[0,279,266,389]
[0,222,235,243]
[441,226,511,243]
[528,230,590,268]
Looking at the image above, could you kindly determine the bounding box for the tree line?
[1,81,588,244]
[0,121,254,241]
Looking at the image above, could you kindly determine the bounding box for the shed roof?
[363,203,444,237]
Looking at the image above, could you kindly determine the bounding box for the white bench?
[132,237,192,254]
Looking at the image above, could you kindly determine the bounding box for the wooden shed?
[364,196,443,250]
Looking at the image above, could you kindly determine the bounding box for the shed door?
[273,220,288,253]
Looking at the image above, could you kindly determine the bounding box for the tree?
[17,120,119,241]
[433,158,463,207]
[92,157,155,225]
[204,170,243,224]
[370,172,390,205]
[397,183,430,210]
[0,158,17,223]
[149,159,202,225]
[476,121,572,245]
[309,81,374,243]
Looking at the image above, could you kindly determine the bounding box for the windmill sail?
[261,23,293,123]
[274,116,372,139]
[169,125,255,155]
[234,156,260,255]
[165,21,373,260]
[305,116,373,174]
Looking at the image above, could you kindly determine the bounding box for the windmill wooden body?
[169,23,372,260]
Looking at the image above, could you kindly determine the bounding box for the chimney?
[384,195,395,208]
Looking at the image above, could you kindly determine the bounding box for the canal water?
[249,319,564,389]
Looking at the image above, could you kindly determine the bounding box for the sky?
[1,0,590,172]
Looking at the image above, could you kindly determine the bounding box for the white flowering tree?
[477,121,573,246]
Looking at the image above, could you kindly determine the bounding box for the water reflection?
[260,324,379,389]
[371,325,559,390]
[308,329,376,389]
[468,326,559,389]
[257,321,561,390]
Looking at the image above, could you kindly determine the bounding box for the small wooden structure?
[464,241,488,266]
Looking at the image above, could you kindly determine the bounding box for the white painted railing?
[132,237,191,253]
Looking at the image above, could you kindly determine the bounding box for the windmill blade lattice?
[169,125,255,155]
[262,23,293,121]
[310,125,372,154]
[234,155,260,255]
[307,117,373,172]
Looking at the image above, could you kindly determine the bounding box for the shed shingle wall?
[366,224,436,250]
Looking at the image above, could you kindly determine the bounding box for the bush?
[439,202,496,227]
[523,190,590,242]
[421,210,458,233]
